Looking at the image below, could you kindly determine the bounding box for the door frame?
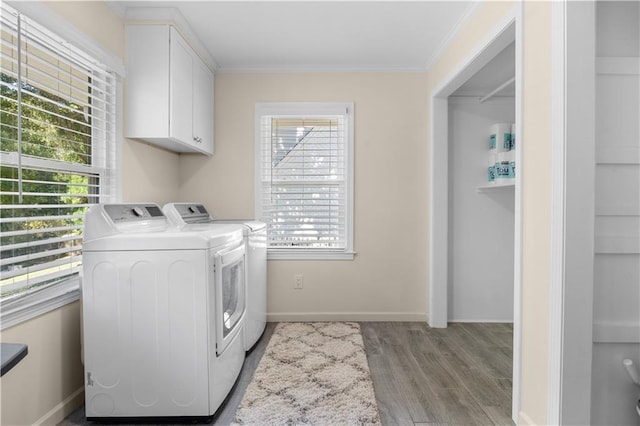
[547,1,596,424]
[428,5,523,423]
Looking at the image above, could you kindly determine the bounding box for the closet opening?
[428,14,522,423]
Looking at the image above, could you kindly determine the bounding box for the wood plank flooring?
[360,322,513,426]
[59,322,513,426]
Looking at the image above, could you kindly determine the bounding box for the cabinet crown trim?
[124,7,217,72]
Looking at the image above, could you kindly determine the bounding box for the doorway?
[428,9,523,424]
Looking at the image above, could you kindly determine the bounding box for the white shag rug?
[234,322,381,425]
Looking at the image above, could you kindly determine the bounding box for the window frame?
[255,102,355,261]
[0,2,123,330]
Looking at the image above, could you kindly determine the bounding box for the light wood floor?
[60,322,513,426]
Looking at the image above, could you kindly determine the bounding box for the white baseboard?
[267,312,427,322]
[449,318,515,324]
[518,410,537,425]
[35,386,84,426]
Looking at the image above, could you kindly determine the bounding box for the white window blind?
[0,3,117,299]
[256,103,354,259]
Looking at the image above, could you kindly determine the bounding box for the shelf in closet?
[476,182,515,193]
[479,77,516,103]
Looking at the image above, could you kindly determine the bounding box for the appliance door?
[214,243,246,355]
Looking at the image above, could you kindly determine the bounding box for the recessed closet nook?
[448,42,516,323]
[428,20,519,417]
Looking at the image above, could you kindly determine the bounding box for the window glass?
[0,4,117,299]
[256,103,354,259]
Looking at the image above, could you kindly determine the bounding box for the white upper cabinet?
[126,25,213,155]
[191,51,214,154]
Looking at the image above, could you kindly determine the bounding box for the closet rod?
[479,76,516,103]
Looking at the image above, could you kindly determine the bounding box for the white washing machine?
[163,203,266,351]
[81,203,246,420]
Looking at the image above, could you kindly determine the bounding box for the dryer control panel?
[163,203,212,224]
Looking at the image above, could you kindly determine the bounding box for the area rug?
[233,322,381,425]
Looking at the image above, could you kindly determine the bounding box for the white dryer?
[81,203,246,420]
[163,203,266,351]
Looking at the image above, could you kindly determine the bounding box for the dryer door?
[214,243,246,355]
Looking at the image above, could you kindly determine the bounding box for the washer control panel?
[104,204,165,223]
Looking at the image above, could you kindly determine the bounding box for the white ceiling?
[109,1,475,73]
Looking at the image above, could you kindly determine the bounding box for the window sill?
[267,250,356,261]
[1,277,80,331]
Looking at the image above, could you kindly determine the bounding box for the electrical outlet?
[294,274,304,289]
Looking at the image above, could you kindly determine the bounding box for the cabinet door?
[169,28,193,146]
[192,56,213,154]
[125,25,170,139]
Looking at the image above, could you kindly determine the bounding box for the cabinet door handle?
[193,136,202,143]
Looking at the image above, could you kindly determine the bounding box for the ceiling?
[109,1,475,73]
[452,41,515,98]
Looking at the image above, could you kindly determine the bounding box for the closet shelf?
[476,182,515,193]
[479,77,516,103]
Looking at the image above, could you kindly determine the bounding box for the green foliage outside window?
[1,72,95,296]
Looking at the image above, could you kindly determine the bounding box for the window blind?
[257,105,352,252]
[0,4,116,298]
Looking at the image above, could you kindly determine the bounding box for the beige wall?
[426,1,554,424]
[0,303,84,425]
[43,1,124,56]
[519,2,553,424]
[0,2,179,425]
[122,139,180,204]
[179,72,429,320]
[428,1,516,89]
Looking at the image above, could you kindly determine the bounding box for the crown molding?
[123,7,219,72]
[425,1,482,71]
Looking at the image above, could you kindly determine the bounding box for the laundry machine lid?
[82,225,243,251]
[213,220,266,233]
[83,204,243,251]
[162,203,266,232]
